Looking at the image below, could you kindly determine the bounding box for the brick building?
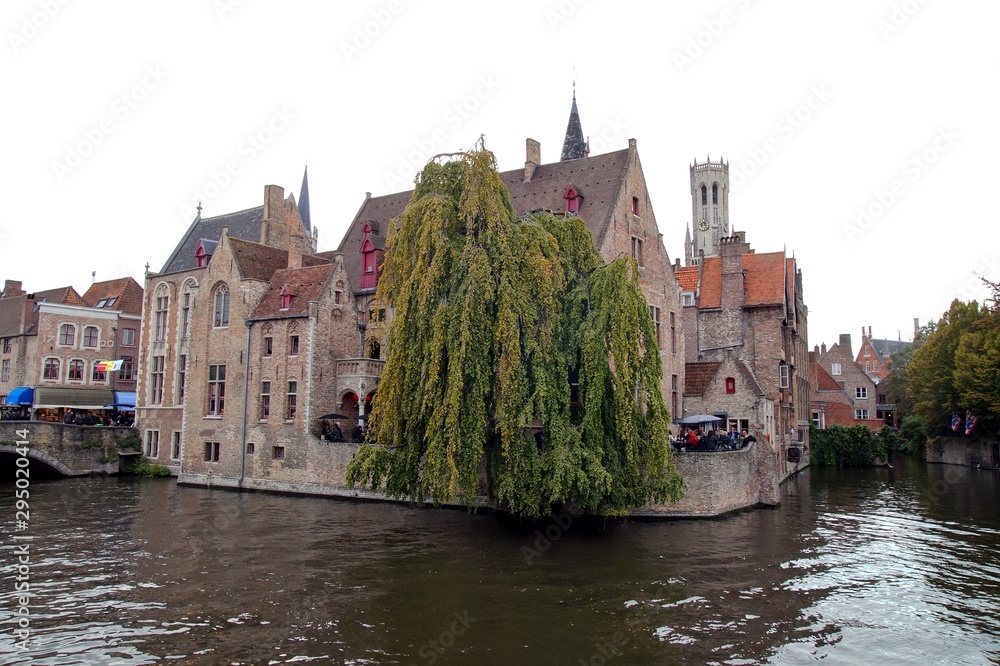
[679,231,809,475]
[0,278,142,416]
[811,335,883,430]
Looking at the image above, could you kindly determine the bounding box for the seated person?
[332,423,344,442]
[686,428,700,448]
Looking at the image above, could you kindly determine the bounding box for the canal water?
[2,457,999,665]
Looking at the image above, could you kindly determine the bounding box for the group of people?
[318,421,366,443]
[675,427,754,452]
[60,409,134,427]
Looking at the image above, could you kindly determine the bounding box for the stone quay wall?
[927,436,1000,470]
[0,421,129,475]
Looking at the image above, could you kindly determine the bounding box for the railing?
[336,358,385,379]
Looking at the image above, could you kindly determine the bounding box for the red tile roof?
[684,361,721,396]
[250,264,337,319]
[744,252,787,307]
[697,257,723,308]
[82,277,144,316]
[229,237,292,282]
[676,266,699,292]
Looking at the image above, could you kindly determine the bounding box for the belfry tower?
[685,157,730,266]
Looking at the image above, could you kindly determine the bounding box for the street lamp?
[357,313,367,358]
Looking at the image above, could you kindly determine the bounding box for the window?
[334,291,342,305]
[43,358,60,380]
[178,355,187,402]
[865,361,871,373]
[151,356,164,404]
[273,446,285,460]
[631,196,639,216]
[171,431,181,460]
[213,285,230,328]
[873,361,880,372]
[95,298,107,308]
[286,381,297,419]
[68,359,84,381]
[246,442,255,454]
[208,364,226,415]
[204,442,220,462]
[855,409,870,420]
[670,311,677,354]
[779,364,789,389]
[120,356,135,381]
[631,237,643,267]
[1,359,8,382]
[812,411,821,428]
[92,361,106,383]
[83,326,99,348]
[260,381,270,419]
[59,324,75,346]
[181,293,192,339]
[364,251,375,274]
[263,337,273,356]
[701,185,707,206]
[712,183,718,205]
[289,335,299,356]
[154,294,169,341]
[671,374,679,419]
[856,387,868,399]
[649,306,661,348]
[564,186,580,214]
[145,430,159,458]
[682,293,695,307]
[865,347,871,357]
[280,286,292,310]
[2,338,10,353]
[831,363,842,376]
[122,328,136,347]
[726,377,736,394]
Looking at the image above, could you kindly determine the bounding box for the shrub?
[809,425,887,467]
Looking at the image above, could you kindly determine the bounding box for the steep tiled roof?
[697,257,722,308]
[250,264,336,320]
[229,237,289,282]
[684,361,721,396]
[873,338,911,359]
[744,252,787,307]
[82,277,144,316]
[337,149,631,293]
[160,206,264,274]
[32,286,87,308]
[676,266,699,292]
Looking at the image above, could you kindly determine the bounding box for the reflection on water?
[1,457,999,664]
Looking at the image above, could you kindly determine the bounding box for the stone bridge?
[0,422,137,476]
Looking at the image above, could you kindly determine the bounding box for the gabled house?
[813,335,883,429]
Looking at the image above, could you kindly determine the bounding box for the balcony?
[336,358,385,380]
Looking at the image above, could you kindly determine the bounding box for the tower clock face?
[698,218,710,231]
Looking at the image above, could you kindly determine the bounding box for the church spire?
[299,165,311,231]
[560,85,588,161]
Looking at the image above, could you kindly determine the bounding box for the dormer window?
[564,185,582,214]
[360,222,379,290]
[195,241,210,268]
[280,285,292,310]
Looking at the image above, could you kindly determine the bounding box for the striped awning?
[34,387,114,409]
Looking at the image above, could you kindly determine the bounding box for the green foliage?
[123,456,170,477]
[78,440,104,450]
[346,147,683,517]
[882,322,933,421]
[809,425,887,467]
[898,415,927,456]
[116,429,142,451]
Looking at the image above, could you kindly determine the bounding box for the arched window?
[214,285,230,328]
[181,279,197,340]
[368,339,381,360]
[701,185,707,206]
[58,324,75,346]
[712,183,718,205]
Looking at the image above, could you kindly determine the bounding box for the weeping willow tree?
[346,146,684,517]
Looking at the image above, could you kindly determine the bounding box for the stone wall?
[0,421,129,475]
[927,436,1000,469]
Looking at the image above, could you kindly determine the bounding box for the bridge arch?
[0,444,74,476]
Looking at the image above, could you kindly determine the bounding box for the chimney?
[839,333,853,357]
[821,343,827,354]
[262,184,286,248]
[524,138,540,182]
[288,252,302,270]
[2,280,24,299]
[914,318,920,334]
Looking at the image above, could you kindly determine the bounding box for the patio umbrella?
[674,414,724,425]
[317,413,350,420]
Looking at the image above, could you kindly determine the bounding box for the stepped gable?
[338,149,631,287]
[82,277,144,316]
[685,361,722,396]
[229,237,290,282]
[161,206,264,274]
[250,263,336,319]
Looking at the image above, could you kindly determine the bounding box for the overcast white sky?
[2,0,996,349]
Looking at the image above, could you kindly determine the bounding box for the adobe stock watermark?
[843,126,958,243]
[178,107,295,222]
[578,599,658,666]
[544,0,588,30]
[672,0,753,73]
[730,84,833,191]
[383,75,501,189]
[877,0,930,40]
[213,0,246,20]
[520,505,584,566]
[51,65,168,182]
[340,0,410,63]
[8,0,71,54]
[416,610,475,665]
[946,256,1000,305]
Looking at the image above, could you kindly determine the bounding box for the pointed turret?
[299,165,311,231]
[560,88,588,161]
